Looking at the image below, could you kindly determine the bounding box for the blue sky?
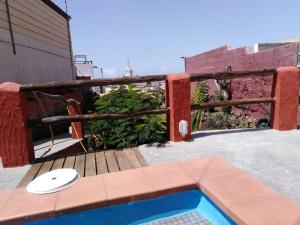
[54,0,299,78]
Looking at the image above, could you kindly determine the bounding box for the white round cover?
[27,169,80,194]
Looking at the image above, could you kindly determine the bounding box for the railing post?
[270,67,300,131]
[166,73,192,141]
[67,95,84,139]
[0,82,34,167]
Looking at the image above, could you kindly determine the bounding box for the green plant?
[205,110,255,130]
[89,85,167,149]
[191,82,209,131]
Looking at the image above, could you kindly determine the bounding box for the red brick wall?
[186,43,299,119]
[186,43,298,73]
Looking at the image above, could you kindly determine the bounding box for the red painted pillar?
[0,82,34,167]
[67,103,84,139]
[166,73,192,141]
[270,67,300,131]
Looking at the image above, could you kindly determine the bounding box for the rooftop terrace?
[1,128,300,205]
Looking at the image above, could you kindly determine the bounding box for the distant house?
[74,55,96,80]
[0,0,75,84]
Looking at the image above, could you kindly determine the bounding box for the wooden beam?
[190,69,277,82]
[38,108,169,124]
[191,98,275,110]
[20,75,166,92]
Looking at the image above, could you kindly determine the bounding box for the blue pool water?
[25,190,236,225]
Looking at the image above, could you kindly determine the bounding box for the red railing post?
[271,67,300,130]
[67,95,84,139]
[0,82,34,167]
[166,73,192,141]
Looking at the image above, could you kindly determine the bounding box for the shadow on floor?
[192,128,270,139]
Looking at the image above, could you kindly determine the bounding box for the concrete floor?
[1,128,299,204]
[139,128,300,203]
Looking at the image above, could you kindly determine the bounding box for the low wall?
[186,43,299,118]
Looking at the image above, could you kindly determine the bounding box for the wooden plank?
[51,155,66,170]
[85,152,96,177]
[0,18,9,30]
[0,4,70,50]
[10,14,69,46]
[0,5,68,40]
[40,108,169,125]
[9,23,69,50]
[123,148,141,169]
[114,150,131,171]
[35,158,55,177]
[17,160,44,187]
[63,154,75,169]
[12,0,68,31]
[95,151,108,174]
[8,7,68,41]
[104,150,119,172]
[21,75,166,92]
[27,0,68,23]
[132,148,149,167]
[2,1,68,35]
[74,153,85,177]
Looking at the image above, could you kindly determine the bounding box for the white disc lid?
[27,169,80,194]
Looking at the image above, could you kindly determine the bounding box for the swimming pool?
[25,190,236,225]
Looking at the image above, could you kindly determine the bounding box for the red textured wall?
[0,83,34,167]
[186,43,299,118]
[166,73,192,141]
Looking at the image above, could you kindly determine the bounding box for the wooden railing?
[25,76,169,126]
[25,69,278,125]
[21,75,166,91]
[191,98,276,110]
[40,108,170,124]
[190,69,277,110]
[190,69,276,82]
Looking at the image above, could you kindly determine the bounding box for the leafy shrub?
[89,85,167,149]
[191,82,209,131]
[205,110,255,129]
[191,82,255,131]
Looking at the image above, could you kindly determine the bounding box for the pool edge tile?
[177,156,214,182]
[55,175,108,216]
[104,168,155,205]
[229,195,300,225]
[144,162,198,197]
[198,157,300,225]
[0,187,57,225]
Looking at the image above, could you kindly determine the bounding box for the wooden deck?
[17,148,148,187]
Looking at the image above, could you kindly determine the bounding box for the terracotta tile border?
[0,156,299,225]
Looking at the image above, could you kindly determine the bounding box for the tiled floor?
[146,211,211,225]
